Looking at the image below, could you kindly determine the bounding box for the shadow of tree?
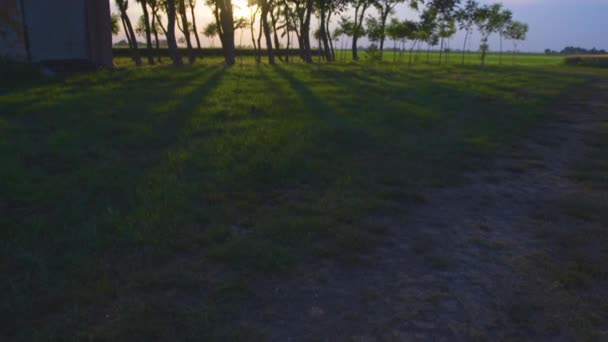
[0,66,227,339]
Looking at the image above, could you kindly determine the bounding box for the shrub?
[564,55,608,68]
[364,44,382,62]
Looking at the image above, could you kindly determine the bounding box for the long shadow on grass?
[268,63,582,206]
[0,66,227,340]
[0,66,208,114]
[272,64,377,149]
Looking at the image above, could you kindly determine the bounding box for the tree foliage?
[110,0,528,67]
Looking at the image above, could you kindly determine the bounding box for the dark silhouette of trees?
[116,0,142,66]
[109,0,528,69]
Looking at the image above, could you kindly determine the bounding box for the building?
[0,0,112,68]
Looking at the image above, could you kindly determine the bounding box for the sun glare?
[232,0,254,20]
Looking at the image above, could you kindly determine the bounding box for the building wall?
[86,0,113,67]
[22,0,88,62]
[1,0,112,67]
[0,0,28,61]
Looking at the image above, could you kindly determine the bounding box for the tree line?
[545,47,608,55]
[112,0,528,67]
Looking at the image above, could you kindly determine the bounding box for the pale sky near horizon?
[111,0,608,52]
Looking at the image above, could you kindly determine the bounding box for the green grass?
[332,49,564,66]
[1,57,606,339]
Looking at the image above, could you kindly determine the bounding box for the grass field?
[1,57,606,339]
[111,49,565,67]
[334,49,564,66]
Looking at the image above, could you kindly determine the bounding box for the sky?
[111,0,608,53]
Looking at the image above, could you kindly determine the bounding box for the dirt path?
[239,79,608,341]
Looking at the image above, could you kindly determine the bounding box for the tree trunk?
[139,0,155,65]
[408,41,416,69]
[178,0,196,63]
[120,15,132,47]
[481,36,488,66]
[119,4,142,66]
[379,8,390,61]
[352,4,367,61]
[250,7,259,62]
[217,0,235,66]
[461,29,469,65]
[499,33,503,65]
[188,1,202,49]
[439,37,444,65]
[393,39,397,63]
[351,6,360,61]
[150,9,162,62]
[257,13,264,64]
[155,12,167,35]
[319,8,331,61]
[284,4,290,63]
[261,0,275,64]
[301,0,313,63]
[165,0,183,65]
[270,6,283,62]
[327,11,335,61]
[285,26,290,63]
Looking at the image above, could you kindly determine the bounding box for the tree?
[496,7,512,65]
[111,13,121,35]
[385,18,401,62]
[135,15,159,64]
[148,0,163,62]
[314,0,347,62]
[324,0,347,62]
[419,6,437,64]
[136,0,155,65]
[287,0,314,63]
[427,33,439,63]
[333,27,345,62]
[386,18,416,64]
[437,18,455,65]
[234,17,249,48]
[504,20,528,65]
[365,16,383,45]
[165,0,183,65]
[259,0,275,64]
[188,0,203,49]
[270,1,284,61]
[350,0,375,61]
[475,3,502,66]
[371,0,418,60]
[115,0,142,66]
[403,20,419,67]
[455,0,478,65]
[203,22,219,47]
[210,0,236,65]
[338,16,354,63]
[278,0,297,62]
[177,0,196,63]
[426,0,460,65]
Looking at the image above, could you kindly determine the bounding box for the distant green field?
[334,49,564,66]
[110,47,564,67]
[1,58,606,339]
